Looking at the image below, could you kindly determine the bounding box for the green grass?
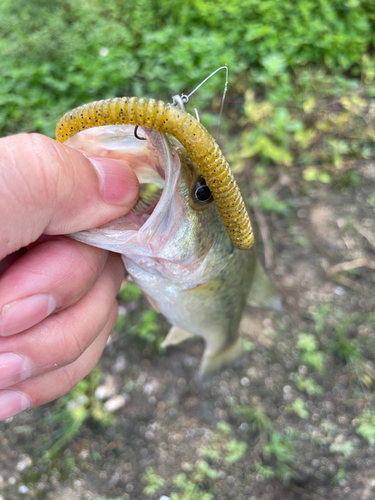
[330,316,375,390]
[237,404,299,483]
[118,281,143,302]
[294,374,323,396]
[286,398,309,419]
[36,368,116,462]
[200,421,247,465]
[238,403,274,437]
[297,333,325,376]
[143,467,165,496]
[142,421,247,499]
[356,410,375,445]
[115,281,165,352]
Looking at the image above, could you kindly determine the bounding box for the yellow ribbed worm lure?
[56,96,254,250]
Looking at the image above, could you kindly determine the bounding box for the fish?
[57,102,280,376]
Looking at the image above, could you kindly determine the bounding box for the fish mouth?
[131,188,161,220]
[65,124,234,284]
[65,124,181,252]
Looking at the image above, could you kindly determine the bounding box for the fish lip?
[136,126,180,246]
[66,125,182,252]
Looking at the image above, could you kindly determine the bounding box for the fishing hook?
[134,124,146,140]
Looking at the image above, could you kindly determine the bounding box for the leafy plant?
[332,319,360,363]
[356,410,375,445]
[98,497,124,500]
[286,398,309,419]
[331,466,347,484]
[224,440,248,464]
[311,304,330,336]
[329,435,354,459]
[252,190,290,216]
[169,462,217,500]
[200,421,247,465]
[38,368,116,461]
[2,0,375,139]
[171,471,214,500]
[115,281,164,351]
[297,333,325,376]
[255,462,277,480]
[142,422,247,499]
[331,318,375,389]
[294,374,323,396]
[119,281,143,302]
[296,333,319,352]
[238,405,298,483]
[236,68,374,189]
[131,309,161,342]
[237,403,274,437]
[143,467,165,496]
[263,431,296,464]
[257,431,298,484]
[314,420,355,461]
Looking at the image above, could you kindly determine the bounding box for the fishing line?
[172,65,229,135]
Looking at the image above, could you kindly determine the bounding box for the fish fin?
[143,293,160,313]
[199,337,242,378]
[161,325,194,348]
[186,279,226,298]
[247,261,282,311]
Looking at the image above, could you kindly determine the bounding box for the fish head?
[65,125,234,284]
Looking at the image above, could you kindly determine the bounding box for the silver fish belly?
[65,125,279,376]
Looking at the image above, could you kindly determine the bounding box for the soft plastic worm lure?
[56,97,254,250]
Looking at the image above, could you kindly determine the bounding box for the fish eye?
[191,175,213,206]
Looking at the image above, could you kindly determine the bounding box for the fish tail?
[199,337,242,378]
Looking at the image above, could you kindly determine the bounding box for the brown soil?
[1,162,375,500]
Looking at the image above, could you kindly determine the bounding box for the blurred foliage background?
[1,0,375,142]
[2,0,375,188]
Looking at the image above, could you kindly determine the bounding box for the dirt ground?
[1,161,375,500]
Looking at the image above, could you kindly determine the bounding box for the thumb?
[0,133,139,259]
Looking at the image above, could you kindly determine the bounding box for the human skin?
[0,133,140,420]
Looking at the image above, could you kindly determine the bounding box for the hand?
[0,133,139,420]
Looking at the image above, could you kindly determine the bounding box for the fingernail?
[0,390,30,421]
[0,294,57,336]
[89,157,139,205]
[0,353,31,389]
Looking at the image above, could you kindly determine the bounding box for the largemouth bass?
[57,102,280,376]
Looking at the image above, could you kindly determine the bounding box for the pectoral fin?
[186,279,226,298]
[247,261,282,311]
[199,337,243,378]
[161,325,194,348]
